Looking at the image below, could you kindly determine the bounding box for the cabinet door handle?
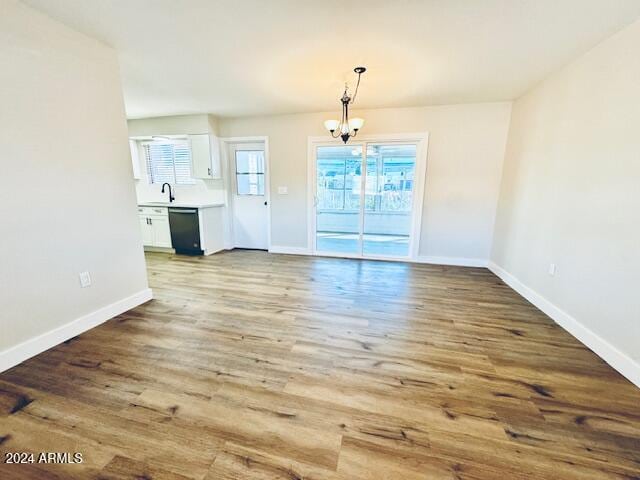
[149,218,152,226]
[208,167,212,176]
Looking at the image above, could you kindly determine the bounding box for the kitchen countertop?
[138,201,224,209]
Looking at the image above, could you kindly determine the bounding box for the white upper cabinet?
[129,139,141,179]
[189,133,221,179]
[209,135,221,178]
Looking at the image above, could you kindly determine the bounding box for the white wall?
[0,1,150,365]
[491,19,640,383]
[219,103,512,262]
[128,114,225,205]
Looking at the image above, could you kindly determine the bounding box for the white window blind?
[143,140,195,185]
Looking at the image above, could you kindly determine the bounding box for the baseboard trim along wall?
[0,288,153,373]
[268,247,489,268]
[268,246,313,255]
[415,256,488,267]
[488,262,640,388]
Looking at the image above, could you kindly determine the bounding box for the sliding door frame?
[307,132,429,262]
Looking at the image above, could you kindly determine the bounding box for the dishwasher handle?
[168,208,198,214]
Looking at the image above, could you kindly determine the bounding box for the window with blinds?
[143,140,195,185]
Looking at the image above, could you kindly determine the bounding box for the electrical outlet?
[278,186,288,195]
[79,271,92,288]
[548,263,556,276]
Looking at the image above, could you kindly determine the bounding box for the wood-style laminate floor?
[1,250,639,479]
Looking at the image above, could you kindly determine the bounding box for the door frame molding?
[220,136,271,250]
[307,132,429,261]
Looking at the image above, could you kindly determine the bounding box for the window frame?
[234,149,265,196]
[141,137,196,186]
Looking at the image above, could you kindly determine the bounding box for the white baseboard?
[488,261,640,388]
[0,288,153,373]
[267,248,488,267]
[143,246,174,253]
[415,256,488,267]
[268,246,312,255]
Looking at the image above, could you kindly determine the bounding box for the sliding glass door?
[316,145,362,254]
[314,142,419,259]
[363,144,416,257]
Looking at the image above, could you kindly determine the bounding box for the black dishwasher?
[168,208,203,255]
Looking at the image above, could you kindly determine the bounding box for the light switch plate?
[79,271,92,288]
[548,263,556,276]
[278,186,288,195]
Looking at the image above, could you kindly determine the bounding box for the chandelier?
[324,67,366,143]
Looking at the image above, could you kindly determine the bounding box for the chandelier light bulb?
[348,117,364,131]
[324,119,340,132]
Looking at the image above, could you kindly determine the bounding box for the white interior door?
[230,143,268,249]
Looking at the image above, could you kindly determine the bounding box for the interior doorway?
[227,140,270,250]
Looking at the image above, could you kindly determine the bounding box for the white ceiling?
[24,0,640,119]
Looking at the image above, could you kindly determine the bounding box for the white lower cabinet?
[138,207,172,248]
[139,216,155,246]
[149,215,172,247]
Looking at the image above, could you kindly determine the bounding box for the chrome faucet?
[161,183,175,202]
